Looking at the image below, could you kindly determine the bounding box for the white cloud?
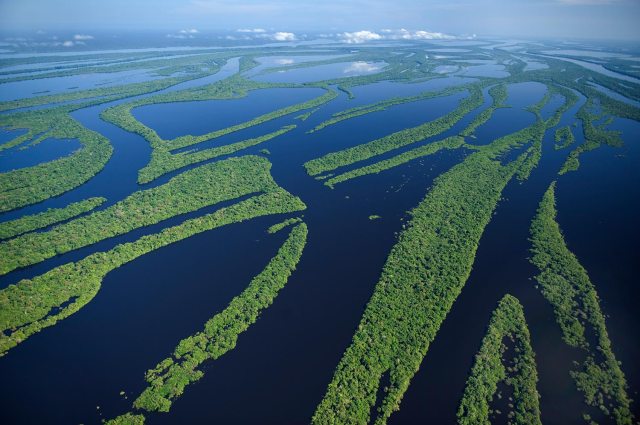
[237,28,266,33]
[62,41,74,47]
[341,30,382,44]
[271,32,296,41]
[167,29,198,39]
[344,61,382,73]
[73,34,94,40]
[275,58,295,65]
[339,28,458,43]
[386,28,455,40]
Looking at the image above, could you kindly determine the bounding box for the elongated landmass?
[312,122,543,425]
[137,125,296,184]
[0,156,275,275]
[0,197,105,240]
[107,223,307,422]
[267,217,303,234]
[529,182,632,424]
[102,86,337,152]
[304,85,483,177]
[0,162,306,356]
[0,109,112,212]
[560,99,622,175]
[325,136,465,187]
[554,126,575,150]
[308,85,467,134]
[460,84,507,137]
[457,294,541,425]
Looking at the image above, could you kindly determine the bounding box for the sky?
[0,0,639,41]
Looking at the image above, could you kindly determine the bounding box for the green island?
[559,99,623,175]
[101,80,338,183]
[267,216,303,234]
[457,294,541,425]
[460,84,508,137]
[0,197,105,240]
[304,85,484,177]
[554,126,575,150]
[0,34,639,424]
[0,156,282,275]
[107,223,307,421]
[325,136,465,188]
[307,85,468,134]
[529,182,632,423]
[0,108,112,212]
[0,156,307,356]
[311,117,546,425]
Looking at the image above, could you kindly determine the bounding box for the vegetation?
[0,197,105,240]
[312,120,543,425]
[461,84,508,137]
[325,136,465,187]
[267,217,303,234]
[529,182,633,424]
[560,99,623,175]
[308,85,468,134]
[137,125,296,183]
[0,156,281,275]
[102,85,336,152]
[304,85,484,177]
[0,108,112,212]
[457,295,541,425]
[554,126,575,150]
[0,157,306,356]
[105,413,145,425]
[107,223,307,420]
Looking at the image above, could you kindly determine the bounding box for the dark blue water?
[0,138,81,172]
[467,82,543,146]
[0,54,638,425]
[0,128,27,144]
[392,88,591,425]
[132,87,325,140]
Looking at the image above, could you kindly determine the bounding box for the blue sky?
[0,0,639,40]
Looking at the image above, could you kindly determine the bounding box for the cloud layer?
[340,28,458,44]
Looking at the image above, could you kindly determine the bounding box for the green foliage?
[457,295,541,425]
[312,122,541,425]
[304,85,484,177]
[105,413,146,425]
[0,156,281,275]
[0,109,112,212]
[325,136,465,187]
[102,84,336,153]
[137,125,296,183]
[368,215,381,221]
[267,217,303,234]
[461,84,508,137]
[125,223,307,415]
[308,85,468,134]
[0,159,306,356]
[0,197,105,240]
[560,100,623,175]
[554,126,575,150]
[529,183,633,423]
